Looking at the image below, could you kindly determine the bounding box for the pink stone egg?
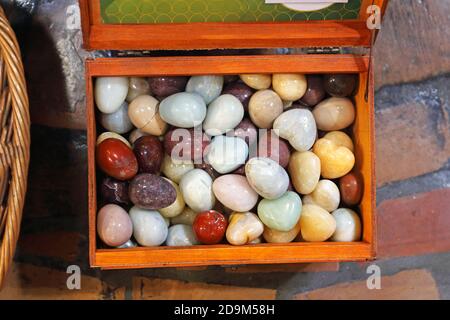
[97,204,133,247]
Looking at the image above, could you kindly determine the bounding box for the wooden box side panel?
[352,67,376,256]
[86,54,375,269]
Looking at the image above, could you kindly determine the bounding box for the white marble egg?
[203,94,244,136]
[206,136,249,174]
[179,169,216,212]
[95,77,129,114]
[273,108,317,152]
[100,101,134,134]
[186,75,224,104]
[129,206,168,247]
[245,157,289,199]
[166,224,200,246]
[159,92,207,128]
[331,208,362,242]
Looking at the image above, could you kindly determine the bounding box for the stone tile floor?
[0,0,449,299]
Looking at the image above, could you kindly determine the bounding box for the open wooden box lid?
[79,0,389,51]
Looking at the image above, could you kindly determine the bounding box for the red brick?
[378,188,450,258]
[132,277,276,300]
[0,263,122,300]
[374,0,450,89]
[376,102,450,186]
[293,269,439,300]
[224,263,339,274]
[19,232,83,262]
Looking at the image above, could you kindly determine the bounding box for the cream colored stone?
[240,74,272,90]
[161,155,194,183]
[272,74,307,101]
[128,95,168,136]
[159,179,186,218]
[300,204,336,242]
[248,90,283,129]
[263,219,301,243]
[323,131,354,152]
[226,212,264,245]
[313,97,355,131]
[171,207,198,225]
[96,132,131,148]
[303,180,340,212]
[288,151,321,195]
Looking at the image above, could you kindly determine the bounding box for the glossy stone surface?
[116,240,138,249]
[193,210,228,245]
[331,208,362,242]
[170,207,198,226]
[226,212,264,245]
[96,138,138,181]
[128,95,168,136]
[258,191,302,232]
[263,219,301,243]
[186,75,224,104]
[229,118,258,147]
[133,136,163,174]
[258,131,291,168]
[302,180,340,212]
[179,169,216,212]
[313,97,355,131]
[324,74,358,97]
[300,204,336,242]
[159,178,185,218]
[240,74,272,90]
[160,92,206,128]
[206,136,249,174]
[245,157,289,199]
[100,177,130,206]
[313,138,355,179]
[148,76,188,98]
[213,175,259,212]
[273,108,317,152]
[166,224,200,246]
[164,128,210,162]
[272,74,307,101]
[222,82,254,111]
[127,77,151,102]
[96,132,131,148]
[129,206,168,246]
[203,94,244,136]
[97,204,133,247]
[248,89,283,129]
[95,77,129,114]
[161,154,194,183]
[100,101,134,134]
[323,131,354,152]
[288,151,321,195]
[129,173,177,210]
[339,172,363,206]
[299,75,326,107]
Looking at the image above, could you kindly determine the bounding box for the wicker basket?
[0,6,30,289]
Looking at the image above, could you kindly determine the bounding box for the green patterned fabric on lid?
[100,0,362,24]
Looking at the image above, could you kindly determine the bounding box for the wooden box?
[81,0,388,269]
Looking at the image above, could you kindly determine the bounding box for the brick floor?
[293,269,440,300]
[377,188,450,258]
[132,277,276,300]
